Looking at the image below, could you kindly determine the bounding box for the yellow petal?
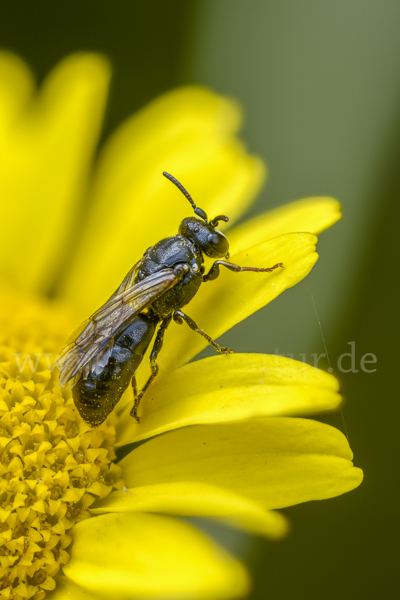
[228,196,341,254]
[158,232,317,372]
[117,354,340,443]
[120,418,363,510]
[0,52,34,130]
[91,481,288,540]
[64,512,249,599]
[48,575,100,600]
[0,53,110,293]
[61,86,264,313]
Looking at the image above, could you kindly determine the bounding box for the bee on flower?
[0,52,362,600]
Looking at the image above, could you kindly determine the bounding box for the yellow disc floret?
[0,289,124,600]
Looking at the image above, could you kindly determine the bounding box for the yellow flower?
[0,52,362,600]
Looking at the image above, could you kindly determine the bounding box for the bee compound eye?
[194,226,200,233]
[207,231,229,256]
[207,233,220,246]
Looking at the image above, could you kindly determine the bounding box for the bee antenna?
[209,215,229,227]
[163,172,208,221]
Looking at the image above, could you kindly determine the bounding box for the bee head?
[163,171,230,259]
[179,217,229,258]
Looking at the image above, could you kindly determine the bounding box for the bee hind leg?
[130,375,141,422]
[130,316,172,423]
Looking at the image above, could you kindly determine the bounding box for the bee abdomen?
[72,314,156,427]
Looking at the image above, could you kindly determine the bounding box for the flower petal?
[0,52,34,130]
[61,86,264,312]
[48,575,100,600]
[64,512,249,599]
[91,481,288,540]
[0,53,110,293]
[117,354,340,443]
[228,196,341,254]
[158,232,318,372]
[120,418,363,510]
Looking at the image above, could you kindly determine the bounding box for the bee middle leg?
[130,316,172,423]
[173,309,232,355]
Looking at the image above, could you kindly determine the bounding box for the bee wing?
[106,256,145,301]
[55,266,181,386]
[55,259,143,375]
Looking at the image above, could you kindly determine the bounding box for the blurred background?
[1,1,398,598]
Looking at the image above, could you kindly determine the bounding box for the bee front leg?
[203,260,284,282]
[130,316,172,423]
[173,310,232,355]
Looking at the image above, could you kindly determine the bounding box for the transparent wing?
[55,266,181,386]
[106,256,145,301]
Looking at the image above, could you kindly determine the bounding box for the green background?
[1,1,398,598]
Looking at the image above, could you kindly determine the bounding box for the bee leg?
[131,374,138,399]
[203,260,284,282]
[130,316,171,423]
[173,310,232,355]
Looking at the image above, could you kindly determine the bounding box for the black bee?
[55,172,283,426]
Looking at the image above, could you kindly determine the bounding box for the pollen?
[0,289,124,599]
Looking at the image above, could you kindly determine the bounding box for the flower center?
[0,289,124,599]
